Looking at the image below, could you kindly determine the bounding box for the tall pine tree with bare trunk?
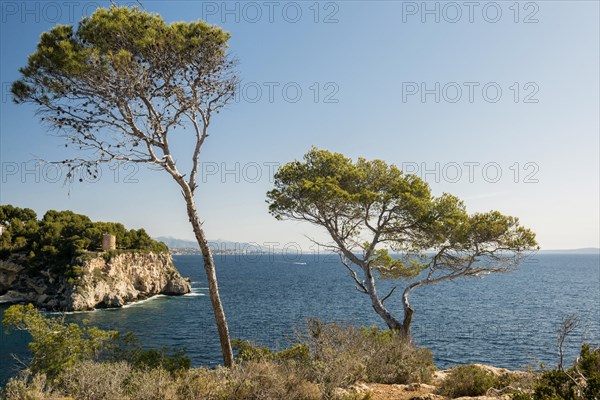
[12,6,237,366]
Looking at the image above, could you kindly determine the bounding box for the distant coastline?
[537,247,600,255]
[169,247,268,256]
[164,237,600,257]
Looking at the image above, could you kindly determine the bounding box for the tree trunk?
[401,288,415,337]
[401,282,424,337]
[182,189,234,368]
[363,265,406,333]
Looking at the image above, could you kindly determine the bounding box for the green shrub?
[535,369,576,400]
[511,344,600,400]
[572,344,600,400]
[437,364,498,398]
[232,339,275,362]
[2,304,190,381]
[2,304,119,380]
[92,267,106,282]
[233,339,309,363]
[584,376,600,400]
[128,347,191,373]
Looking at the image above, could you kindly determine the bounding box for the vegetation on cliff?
[0,205,168,279]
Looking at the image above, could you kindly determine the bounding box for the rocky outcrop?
[0,252,191,311]
[0,260,25,292]
[362,366,532,400]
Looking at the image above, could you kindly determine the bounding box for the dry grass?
[3,361,336,400]
[2,321,434,400]
[300,321,435,392]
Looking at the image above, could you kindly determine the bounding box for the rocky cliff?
[0,252,191,311]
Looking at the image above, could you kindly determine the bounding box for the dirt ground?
[366,382,441,400]
[346,366,521,400]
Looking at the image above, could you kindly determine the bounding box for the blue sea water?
[1,253,599,385]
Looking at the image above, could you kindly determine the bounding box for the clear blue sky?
[1,1,598,250]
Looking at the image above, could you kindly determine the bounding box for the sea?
[1,253,599,386]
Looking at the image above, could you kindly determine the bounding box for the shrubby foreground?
[2,305,598,400]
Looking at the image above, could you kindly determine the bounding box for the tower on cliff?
[102,234,116,251]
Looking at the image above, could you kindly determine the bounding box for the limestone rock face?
[0,252,191,311]
[0,261,24,293]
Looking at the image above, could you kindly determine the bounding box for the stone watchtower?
[102,234,116,251]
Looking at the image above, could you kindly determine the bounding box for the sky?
[0,0,598,251]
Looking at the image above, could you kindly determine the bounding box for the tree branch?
[381,286,397,304]
[339,255,368,294]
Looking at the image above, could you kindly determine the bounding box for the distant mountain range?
[154,237,200,249]
[154,236,267,251]
[537,247,599,255]
[155,237,599,255]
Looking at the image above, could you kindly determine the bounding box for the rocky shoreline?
[337,365,533,400]
[0,251,191,311]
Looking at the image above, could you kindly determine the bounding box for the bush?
[233,320,434,397]
[232,339,309,363]
[2,304,190,381]
[3,372,49,400]
[124,367,179,400]
[303,321,434,388]
[579,344,600,400]
[510,344,600,400]
[227,360,322,400]
[437,365,498,398]
[173,367,233,400]
[59,361,131,400]
[531,344,600,400]
[2,304,119,380]
[128,347,191,373]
